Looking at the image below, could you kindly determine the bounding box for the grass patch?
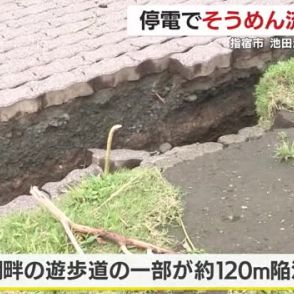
[274,131,294,162]
[231,291,294,294]
[0,167,183,253]
[255,58,294,127]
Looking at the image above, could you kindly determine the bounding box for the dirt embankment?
[0,68,260,205]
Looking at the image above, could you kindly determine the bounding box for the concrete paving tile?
[170,42,232,79]
[0,0,292,119]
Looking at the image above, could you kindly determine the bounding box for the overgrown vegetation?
[255,58,294,127]
[274,131,294,162]
[0,167,183,253]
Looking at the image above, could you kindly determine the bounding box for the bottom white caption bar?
[0,254,294,289]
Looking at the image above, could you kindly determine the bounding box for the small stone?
[98,3,108,8]
[183,94,198,102]
[48,113,70,128]
[273,110,294,129]
[217,134,245,146]
[227,184,234,192]
[42,164,102,199]
[141,142,223,170]
[90,148,150,171]
[0,195,36,217]
[159,142,172,153]
[224,215,241,222]
[238,126,265,140]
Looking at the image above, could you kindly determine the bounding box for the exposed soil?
[165,128,294,253]
[0,69,259,205]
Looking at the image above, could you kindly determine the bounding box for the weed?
[255,58,294,127]
[274,132,294,162]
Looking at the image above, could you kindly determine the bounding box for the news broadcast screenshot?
[0,0,294,293]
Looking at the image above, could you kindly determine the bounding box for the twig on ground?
[73,222,175,253]
[179,217,196,252]
[119,217,130,228]
[153,92,166,104]
[30,186,175,254]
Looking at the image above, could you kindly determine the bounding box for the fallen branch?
[72,223,174,254]
[30,186,175,254]
[153,92,166,104]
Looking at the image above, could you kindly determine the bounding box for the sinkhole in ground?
[0,69,261,205]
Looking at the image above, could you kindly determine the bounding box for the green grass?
[255,58,294,128]
[6,292,166,294]
[0,167,183,254]
[274,131,294,162]
[231,291,294,294]
[11,292,160,294]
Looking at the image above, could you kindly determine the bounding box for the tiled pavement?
[0,0,293,121]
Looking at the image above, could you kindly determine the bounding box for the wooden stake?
[104,124,122,175]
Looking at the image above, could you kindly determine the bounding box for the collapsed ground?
[2,55,294,293]
[0,69,259,205]
[3,126,294,255]
[1,42,294,205]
